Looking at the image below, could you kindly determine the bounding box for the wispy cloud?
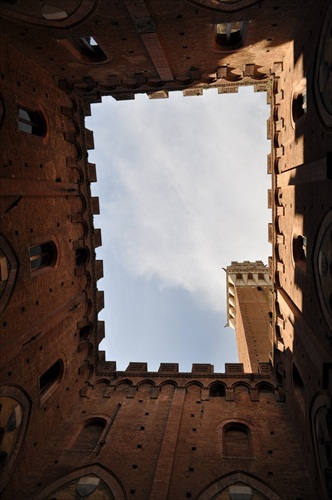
[88,88,271,316]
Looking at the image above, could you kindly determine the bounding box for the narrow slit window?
[39,359,63,397]
[18,107,46,136]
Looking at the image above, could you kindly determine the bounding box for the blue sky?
[86,86,271,372]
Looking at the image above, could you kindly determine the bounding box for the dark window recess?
[76,247,89,266]
[18,107,46,136]
[216,22,244,49]
[293,235,307,262]
[72,418,106,451]
[224,423,252,457]
[292,363,305,410]
[79,325,91,341]
[293,235,307,273]
[292,92,306,122]
[0,451,7,474]
[71,37,107,61]
[259,384,274,394]
[209,383,226,397]
[39,359,63,395]
[29,242,57,271]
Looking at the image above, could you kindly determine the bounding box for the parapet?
[96,360,271,378]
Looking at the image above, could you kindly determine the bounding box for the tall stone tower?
[226,261,272,373]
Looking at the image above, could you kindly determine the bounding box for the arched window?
[0,388,30,491]
[293,235,307,271]
[229,485,253,499]
[209,383,226,397]
[32,467,124,499]
[224,422,252,457]
[292,93,306,122]
[216,22,245,49]
[29,241,57,272]
[72,418,106,451]
[257,383,274,396]
[40,359,64,401]
[292,79,307,124]
[17,107,46,136]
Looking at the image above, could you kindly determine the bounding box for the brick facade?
[0,0,331,498]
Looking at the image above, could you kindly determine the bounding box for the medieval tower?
[0,0,331,498]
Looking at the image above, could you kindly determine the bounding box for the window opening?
[76,476,101,496]
[0,254,9,294]
[292,363,305,411]
[293,235,307,271]
[209,383,226,397]
[29,242,56,271]
[76,247,89,266]
[292,79,307,124]
[39,359,63,397]
[224,422,252,457]
[229,485,253,500]
[80,324,92,341]
[17,107,46,136]
[292,93,307,122]
[71,37,107,61]
[0,451,7,474]
[216,22,244,48]
[72,419,106,451]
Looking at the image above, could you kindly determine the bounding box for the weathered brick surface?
[0,0,331,498]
